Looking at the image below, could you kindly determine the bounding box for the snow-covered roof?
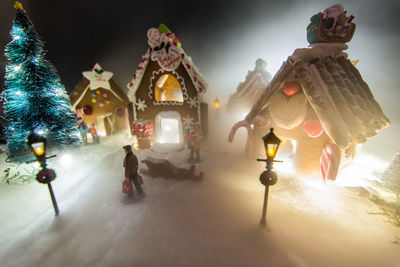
[245,47,390,149]
[227,59,271,112]
[127,27,207,102]
[70,63,129,110]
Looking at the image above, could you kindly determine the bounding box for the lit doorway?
[155,111,183,144]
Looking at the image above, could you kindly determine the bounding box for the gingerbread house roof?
[70,63,130,110]
[245,48,390,149]
[227,59,271,112]
[126,26,207,102]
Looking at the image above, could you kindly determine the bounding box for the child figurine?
[77,116,89,145]
[188,122,202,163]
[89,123,100,144]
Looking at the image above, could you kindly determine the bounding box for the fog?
[0,126,399,266]
[1,0,398,159]
[0,2,400,264]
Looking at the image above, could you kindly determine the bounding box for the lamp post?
[213,98,221,109]
[257,128,282,228]
[27,132,59,216]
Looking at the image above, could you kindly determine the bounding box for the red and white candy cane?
[320,144,341,182]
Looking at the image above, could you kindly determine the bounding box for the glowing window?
[155,74,183,102]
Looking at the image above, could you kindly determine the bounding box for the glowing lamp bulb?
[31,142,45,156]
[214,98,221,109]
[267,144,278,158]
[262,128,281,159]
[14,65,21,71]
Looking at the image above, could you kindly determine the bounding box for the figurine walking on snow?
[187,123,202,163]
[123,145,144,196]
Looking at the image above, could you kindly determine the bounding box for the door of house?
[103,113,114,136]
[155,111,183,144]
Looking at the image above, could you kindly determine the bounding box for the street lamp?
[214,98,221,109]
[257,128,282,228]
[27,131,59,216]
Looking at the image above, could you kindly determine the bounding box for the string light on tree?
[3,2,80,162]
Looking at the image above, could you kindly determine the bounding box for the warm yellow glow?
[266,144,278,158]
[155,74,183,102]
[214,98,221,109]
[31,142,45,156]
[273,156,295,175]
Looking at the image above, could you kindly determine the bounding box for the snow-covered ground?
[0,128,399,267]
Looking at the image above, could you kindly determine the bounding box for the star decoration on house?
[182,115,194,128]
[83,63,113,90]
[187,96,198,108]
[136,98,147,111]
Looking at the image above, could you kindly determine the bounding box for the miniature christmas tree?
[2,2,80,162]
[382,150,400,201]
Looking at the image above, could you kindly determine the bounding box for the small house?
[70,63,131,136]
[126,24,208,149]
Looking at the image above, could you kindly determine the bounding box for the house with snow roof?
[229,4,390,181]
[126,24,208,149]
[70,63,131,136]
[227,58,271,114]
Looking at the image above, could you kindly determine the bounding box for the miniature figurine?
[187,123,202,163]
[77,116,89,145]
[123,145,144,196]
[89,123,100,144]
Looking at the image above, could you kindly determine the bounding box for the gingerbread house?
[127,24,208,149]
[229,4,390,181]
[70,63,131,136]
[227,58,271,113]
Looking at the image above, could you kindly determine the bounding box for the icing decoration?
[304,120,324,138]
[307,4,356,44]
[187,96,198,108]
[147,27,182,71]
[148,69,188,106]
[98,102,104,107]
[102,92,108,98]
[91,98,97,103]
[91,92,96,97]
[126,26,207,103]
[158,24,182,47]
[105,99,110,104]
[83,105,93,115]
[136,98,147,111]
[282,81,300,96]
[83,63,113,90]
[115,107,124,118]
[96,90,101,95]
[182,115,194,128]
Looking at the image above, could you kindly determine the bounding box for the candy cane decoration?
[320,143,341,181]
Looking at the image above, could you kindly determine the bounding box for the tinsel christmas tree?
[2,2,80,162]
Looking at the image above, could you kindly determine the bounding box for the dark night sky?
[1,0,400,158]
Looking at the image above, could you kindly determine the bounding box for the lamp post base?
[260,185,269,228]
[47,182,59,216]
